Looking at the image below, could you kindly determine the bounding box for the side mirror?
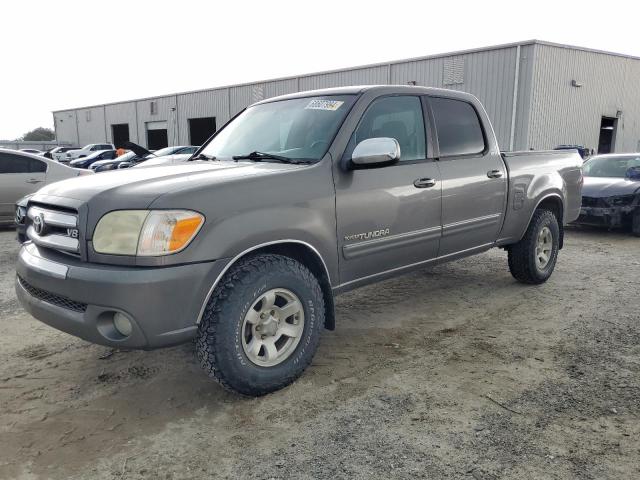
[350,137,400,168]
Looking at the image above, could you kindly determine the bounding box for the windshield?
[152,146,181,157]
[583,155,640,178]
[200,95,356,161]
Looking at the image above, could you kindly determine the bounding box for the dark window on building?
[430,97,485,157]
[147,129,168,150]
[188,117,216,146]
[351,96,426,162]
[0,153,30,173]
[111,124,130,148]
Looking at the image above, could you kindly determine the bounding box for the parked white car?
[64,143,115,162]
[48,146,80,162]
[0,149,92,225]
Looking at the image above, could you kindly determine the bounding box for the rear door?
[0,152,46,222]
[427,96,507,256]
[334,95,442,285]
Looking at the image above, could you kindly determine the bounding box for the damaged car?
[575,153,640,236]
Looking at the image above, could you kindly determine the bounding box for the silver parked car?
[0,149,92,225]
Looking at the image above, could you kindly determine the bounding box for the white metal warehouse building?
[53,40,640,154]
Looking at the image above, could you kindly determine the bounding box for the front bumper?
[15,243,228,349]
[575,205,637,228]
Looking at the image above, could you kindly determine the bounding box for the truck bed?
[496,150,583,246]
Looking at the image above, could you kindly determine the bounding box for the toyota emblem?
[33,213,45,235]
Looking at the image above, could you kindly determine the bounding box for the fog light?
[113,312,133,337]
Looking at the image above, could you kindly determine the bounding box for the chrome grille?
[17,276,87,313]
[27,206,79,254]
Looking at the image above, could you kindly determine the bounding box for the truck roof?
[254,85,477,106]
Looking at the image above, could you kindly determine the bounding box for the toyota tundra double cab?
[16,86,583,395]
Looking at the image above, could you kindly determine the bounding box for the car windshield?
[200,95,356,161]
[151,146,181,157]
[583,155,640,178]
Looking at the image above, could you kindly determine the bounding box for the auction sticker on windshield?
[305,99,344,111]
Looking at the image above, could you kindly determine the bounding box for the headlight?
[93,210,204,256]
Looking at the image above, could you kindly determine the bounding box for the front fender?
[148,159,339,284]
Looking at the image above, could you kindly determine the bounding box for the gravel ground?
[0,226,638,479]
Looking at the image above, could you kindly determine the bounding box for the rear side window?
[29,159,47,173]
[352,96,426,162]
[0,153,30,173]
[430,97,485,157]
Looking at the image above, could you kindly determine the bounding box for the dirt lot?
[0,226,638,480]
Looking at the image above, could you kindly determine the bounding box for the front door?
[0,152,46,222]
[427,96,507,256]
[334,95,442,285]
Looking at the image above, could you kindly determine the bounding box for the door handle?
[487,170,503,179]
[26,179,43,184]
[413,178,437,188]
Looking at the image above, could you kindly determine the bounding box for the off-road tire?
[196,254,324,396]
[508,209,560,284]
[632,210,640,237]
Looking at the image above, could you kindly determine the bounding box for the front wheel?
[196,254,325,396]
[508,209,560,284]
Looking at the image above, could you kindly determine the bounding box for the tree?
[19,127,55,141]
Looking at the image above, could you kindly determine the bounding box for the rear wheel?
[196,254,324,396]
[508,209,560,284]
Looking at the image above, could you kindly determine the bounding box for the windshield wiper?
[232,151,310,164]
[191,153,216,161]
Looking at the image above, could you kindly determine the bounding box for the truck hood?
[33,161,301,205]
[582,176,640,197]
[136,154,192,167]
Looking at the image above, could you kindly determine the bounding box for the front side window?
[200,95,357,161]
[0,153,30,174]
[430,97,485,157]
[351,96,426,162]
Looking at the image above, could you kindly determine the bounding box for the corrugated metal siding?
[264,78,298,98]
[105,102,139,144]
[135,96,178,148]
[299,65,389,91]
[512,44,536,150]
[53,111,79,145]
[176,90,229,144]
[229,85,256,117]
[391,47,519,148]
[75,107,107,146]
[528,45,640,152]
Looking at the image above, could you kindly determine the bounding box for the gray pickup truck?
[16,86,583,395]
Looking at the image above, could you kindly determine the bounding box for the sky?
[1,0,639,140]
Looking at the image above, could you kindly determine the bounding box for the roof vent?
[443,57,464,86]
[252,84,265,102]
